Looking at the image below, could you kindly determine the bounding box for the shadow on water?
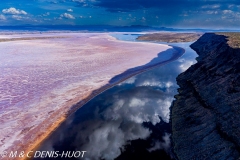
[34,34,198,160]
[109,46,184,84]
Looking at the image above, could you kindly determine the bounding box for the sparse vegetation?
[0,36,68,42]
[215,32,240,48]
[137,32,203,43]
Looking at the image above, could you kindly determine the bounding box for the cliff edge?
[171,33,240,160]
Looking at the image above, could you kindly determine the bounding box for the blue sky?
[0,0,240,28]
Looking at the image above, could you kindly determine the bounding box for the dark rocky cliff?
[171,33,240,160]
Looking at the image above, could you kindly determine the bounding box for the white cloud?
[12,15,23,20]
[67,87,174,160]
[212,4,220,9]
[67,9,73,12]
[0,14,6,20]
[178,58,195,72]
[221,10,240,20]
[129,98,146,108]
[223,10,233,14]
[206,11,218,15]
[148,133,171,153]
[2,7,27,15]
[118,77,136,85]
[75,121,150,160]
[202,4,220,9]
[43,12,50,16]
[60,13,75,19]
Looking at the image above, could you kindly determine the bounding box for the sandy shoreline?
[0,33,184,160]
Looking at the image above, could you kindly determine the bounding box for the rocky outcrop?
[171,33,240,160]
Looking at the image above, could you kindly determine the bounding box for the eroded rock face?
[171,33,240,160]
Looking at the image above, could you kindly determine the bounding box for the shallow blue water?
[110,33,143,41]
[35,34,198,160]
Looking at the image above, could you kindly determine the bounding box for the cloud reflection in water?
[36,42,197,160]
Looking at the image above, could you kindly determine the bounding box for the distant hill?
[0,25,233,32]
